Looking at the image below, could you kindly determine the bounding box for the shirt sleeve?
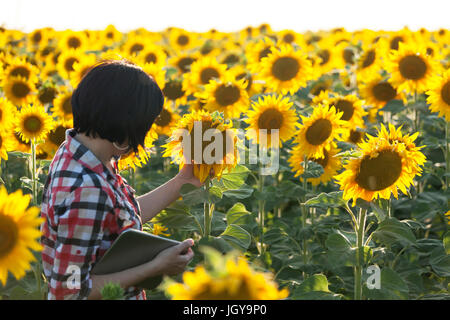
[47,186,114,300]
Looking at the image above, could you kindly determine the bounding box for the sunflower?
[142,62,166,90]
[289,144,342,186]
[40,122,70,156]
[101,24,122,47]
[445,210,450,226]
[162,78,188,106]
[197,40,221,58]
[259,43,313,95]
[9,130,30,153]
[0,130,15,163]
[327,94,367,129]
[219,49,242,67]
[182,56,228,95]
[0,97,16,132]
[195,74,249,119]
[149,223,170,237]
[117,129,157,172]
[153,103,181,137]
[426,69,450,121]
[335,126,424,205]
[37,83,58,106]
[382,28,413,52]
[121,34,150,57]
[58,30,88,51]
[3,56,39,84]
[168,53,198,75]
[162,110,238,183]
[228,65,264,98]
[293,103,346,158]
[309,78,333,98]
[27,28,51,50]
[117,144,150,172]
[15,100,54,143]
[245,94,298,148]
[56,49,83,80]
[0,186,43,286]
[356,44,382,81]
[311,89,333,106]
[244,37,276,73]
[277,29,304,46]
[386,42,440,95]
[374,123,426,177]
[70,54,98,88]
[136,44,167,67]
[168,28,199,53]
[52,89,73,127]
[36,143,53,160]
[345,128,366,145]
[166,255,288,300]
[2,75,36,107]
[334,41,357,69]
[358,75,402,109]
[313,38,340,76]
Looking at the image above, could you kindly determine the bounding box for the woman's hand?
[175,161,215,188]
[152,239,195,275]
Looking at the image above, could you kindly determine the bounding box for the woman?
[40,59,201,300]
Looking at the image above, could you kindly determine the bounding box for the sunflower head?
[0,186,43,286]
[162,110,238,183]
[245,94,298,148]
[153,103,181,136]
[289,144,342,186]
[358,76,401,109]
[259,43,313,95]
[182,56,228,95]
[294,103,346,158]
[2,75,36,107]
[327,94,367,129]
[386,42,440,94]
[195,73,249,119]
[52,89,73,127]
[427,69,450,121]
[165,250,288,300]
[336,124,425,205]
[15,99,55,143]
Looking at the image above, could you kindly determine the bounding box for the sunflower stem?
[32,260,43,299]
[446,121,450,191]
[414,91,420,132]
[354,207,367,300]
[301,157,309,279]
[258,172,266,258]
[203,178,212,237]
[31,139,38,206]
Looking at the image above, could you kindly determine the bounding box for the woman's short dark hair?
[71,59,164,153]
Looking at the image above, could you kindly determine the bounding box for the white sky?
[0,0,449,33]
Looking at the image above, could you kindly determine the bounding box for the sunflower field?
[0,25,449,300]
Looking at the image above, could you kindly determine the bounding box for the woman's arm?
[88,239,194,300]
[136,163,203,224]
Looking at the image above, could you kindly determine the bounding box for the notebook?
[91,228,181,290]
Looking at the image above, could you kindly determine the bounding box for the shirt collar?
[64,128,118,183]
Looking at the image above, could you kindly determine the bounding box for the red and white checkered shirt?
[40,128,146,300]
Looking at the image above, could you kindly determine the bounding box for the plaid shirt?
[40,128,146,300]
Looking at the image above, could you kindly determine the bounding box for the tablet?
[91,228,181,290]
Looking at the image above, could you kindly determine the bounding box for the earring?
[113,142,130,151]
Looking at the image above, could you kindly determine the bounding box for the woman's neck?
[74,132,115,169]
